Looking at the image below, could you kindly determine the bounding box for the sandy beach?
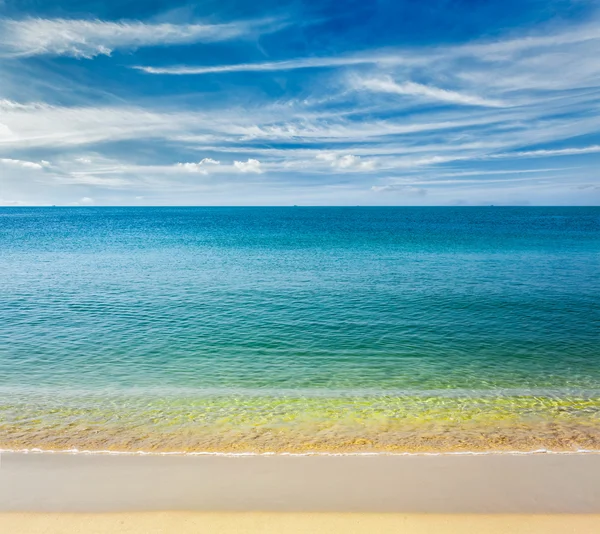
[3,512,600,534]
[2,451,600,532]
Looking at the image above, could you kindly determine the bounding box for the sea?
[1,207,599,453]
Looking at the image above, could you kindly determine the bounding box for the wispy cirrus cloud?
[2,8,600,206]
[0,100,200,147]
[132,54,408,75]
[0,17,279,58]
[490,145,600,158]
[457,22,600,59]
[133,17,600,78]
[355,77,506,108]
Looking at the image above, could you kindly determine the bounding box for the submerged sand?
[4,393,600,454]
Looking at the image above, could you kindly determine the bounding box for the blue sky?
[1,0,599,206]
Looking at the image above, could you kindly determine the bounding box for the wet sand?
[2,451,600,513]
[2,452,600,532]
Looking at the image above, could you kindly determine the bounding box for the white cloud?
[57,174,133,187]
[0,101,203,148]
[3,9,600,207]
[316,153,375,170]
[176,158,220,173]
[233,159,262,173]
[133,54,401,75]
[79,197,94,204]
[357,77,505,107]
[0,18,274,58]
[408,155,463,166]
[134,17,600,80]
[433,167,572,177]
[0,99,40,111]
[0,157,44,169]
[336,154,362,168]
[458,23,600,60]
[491,145,600,158]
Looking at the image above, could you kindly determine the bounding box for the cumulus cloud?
[233,159,262,173]
[0,18,274,58]
[79,197,94,204]
[357,77,505,107]
[176,158,220,173]
[316,153,375,170]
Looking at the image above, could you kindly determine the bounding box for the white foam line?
[1,447,599,457]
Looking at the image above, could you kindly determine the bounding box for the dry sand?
[2,512,600,534]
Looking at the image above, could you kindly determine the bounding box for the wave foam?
[2,447,599,457]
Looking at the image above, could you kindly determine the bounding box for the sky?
[1,0,600,206]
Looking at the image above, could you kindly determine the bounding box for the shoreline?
[3,446,600,456]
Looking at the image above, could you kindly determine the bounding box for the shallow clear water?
[1,207,599,452]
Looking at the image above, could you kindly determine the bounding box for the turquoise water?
[1,207,599,452]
